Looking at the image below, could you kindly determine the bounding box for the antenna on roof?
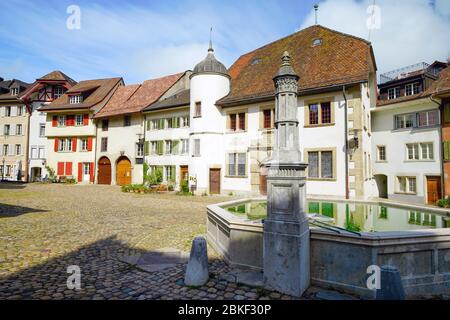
[208,27,214,53]
[314,4,319,25]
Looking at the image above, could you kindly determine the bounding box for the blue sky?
[0,0,449,84]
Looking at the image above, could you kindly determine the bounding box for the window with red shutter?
[54,138,59,152]
[72,138,77,152]
[67,115,75,126]
[78,163,82,182]
[83,114,89,126]
[89,162,94,182]
[57,162,65,176]
[52,116,58,127]
[65,162,73,176]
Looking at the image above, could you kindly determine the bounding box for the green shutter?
[146,120,150,130]
[172,140,179,155]
[444,105,450,123]
[176,117,180,128]
[159,119,164,129]
[157,141,164,155]
[321,203,334,218]
[444,141,450,161]
[308,202,320,214]
[144,141,149,156]
[170,166,176,182]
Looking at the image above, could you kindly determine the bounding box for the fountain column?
[263,51,310,297]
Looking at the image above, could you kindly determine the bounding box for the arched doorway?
[374,174,388,199]
[98,157,112,185]
[116,156,131,186]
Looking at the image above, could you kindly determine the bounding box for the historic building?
[19,71,77,181]
[142,25,378,198]
[0,78,30,181]
[372,61,447,204]
[40,77,123,183]
[94,72,190,186]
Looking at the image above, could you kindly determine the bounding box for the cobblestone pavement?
[0,183,299,300]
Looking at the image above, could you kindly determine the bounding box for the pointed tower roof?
[192,37,229,78]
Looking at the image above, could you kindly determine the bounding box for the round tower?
[189,41,230,195]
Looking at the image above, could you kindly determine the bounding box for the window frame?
[58,138,73,152]
[305,100,334,127]
[100,137,108,152]
[396,176,417,194]
[69,95,82,104]
[227,152,247,177]
[305,148,336,180]
[405,142,434,161]
[377,145,387,162]
[194,101,202,118]
[388,87,401,100]
[58,115,67,127]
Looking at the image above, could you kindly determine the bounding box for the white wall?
[29,101,48,180]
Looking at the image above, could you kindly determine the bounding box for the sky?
[0,0,449,85]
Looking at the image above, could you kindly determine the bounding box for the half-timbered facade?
[40,77,123,183]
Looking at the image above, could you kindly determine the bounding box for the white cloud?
[300,0,450,75]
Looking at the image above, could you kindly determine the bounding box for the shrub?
[146,167,163,186]
[65,178,77,184]
[437,196,450,208]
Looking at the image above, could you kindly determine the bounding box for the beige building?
[40,77,123,183]
[0,79,30,181]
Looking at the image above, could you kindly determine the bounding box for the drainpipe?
[343,85,349,199]
[430,96,445,199]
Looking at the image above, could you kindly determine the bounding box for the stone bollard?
[184,236,209,286]
[376,265,405,300]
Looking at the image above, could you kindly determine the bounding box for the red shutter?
[67,115,75,126]
[57,162,65,176]
[66,162,73,176]
[54,138,59,152]
[78,163,83,182]
[89,162,95,183]
[52,116,58,127]
[83,114,89,126]
[72,138,77,152]
[87,137,93,151]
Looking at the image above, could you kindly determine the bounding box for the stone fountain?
[263,51,310,297]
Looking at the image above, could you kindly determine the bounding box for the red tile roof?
[94,72,185,118]
[217,25,376,106]
[430,66,450,97]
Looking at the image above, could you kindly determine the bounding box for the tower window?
[194,102,202,117]
[312,38,322,46]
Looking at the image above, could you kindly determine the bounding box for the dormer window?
[388,87,400,100]
[251,58,262,65]
[54,86,64,99]
[405,83,420,96]
[69,95,82,104]
[312,38,322,47]
[10,88,18,96]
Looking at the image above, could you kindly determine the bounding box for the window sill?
[307,178,336,181]
[259,128,275,132]
[304,123,335,128]
[394,192,417,196]
[225,175,248,179]
[193,116,202,119]
[376,160,388,163]
[226,130,247,134]
[404,160,435,163]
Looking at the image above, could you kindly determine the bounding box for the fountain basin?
[206,198,450,298]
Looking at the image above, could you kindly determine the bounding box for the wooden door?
[209,169,221,194]
[116,157,131,186]
[427,176,441,205]
[98,157,111,185]
[180,165,188,183]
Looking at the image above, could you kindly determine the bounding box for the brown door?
[427,176,441,205]
[116,157,131,186]
[97,157,111,185]
[180,165,188,183]
[209,168,221,194]
[259,167,268,196]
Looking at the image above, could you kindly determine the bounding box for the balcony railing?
[379,62,440,85]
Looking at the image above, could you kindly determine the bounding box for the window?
[195,102,201,117]
[321,102,331,124]
[39,124,45,137]
[38,147,45,159]
[150,141,157,155]
[394,113,414,129]
[307,150,334,179]
[124,115,131,127]
[16,124,22,135]
[58,138,72,152]
[10,88,18,96]
[75,114,83,126]
[5,106,11,117]
[166,118,173,129]
[263,109,273,129]
[58,115,66,127]
[388,87,400,100]
[405,83,420,96]
[101,137,108,152]
[181,115,190,127]
[69,95,82,104]
[53,86,64,99]
[102,119,109,131]
[193,139,200,156]
[31,147,37,159]
[230,114,237,131]
[229,112,246,131]
[228,153,246,177]
[80,138,88,152]
[181,139,189,154]
[15,144,21,156]
[306,101,333,126]
[4,125,10,136]
[377,146,386,161]
[239,113,245,130]
[309,104,318,125]
[406,143,433,161]
[136,143,144,157]
[417,110,438,127]
[3,145,8,156]
[397,177,416,194]
[17,106,23,116]
[165,140,172,154]
[312,38,322,46]
[165,166,175,182]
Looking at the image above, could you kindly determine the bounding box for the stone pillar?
[263,51,310,297]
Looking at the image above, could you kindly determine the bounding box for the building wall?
[442,98,450,197]
[372,100,441,204]
[29,101,49,180]
[0,104,28,181]
[95,113,144,185]
[45,111,96,183]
